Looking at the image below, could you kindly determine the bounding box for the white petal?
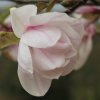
[21,26,61,48]
[47,15,85,49]
[32,48,66,71]
[10,5,37,38]
[55,22,84,49]
[18,66,51,96]
[18,42,33,74]
[47,13,82,26]
[30,12,70,26]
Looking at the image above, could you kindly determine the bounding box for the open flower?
[10,5,85,96]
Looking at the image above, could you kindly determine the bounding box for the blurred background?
[0,0,100,100]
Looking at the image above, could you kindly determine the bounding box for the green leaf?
[0,32,19,49]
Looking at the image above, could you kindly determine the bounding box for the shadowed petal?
[18,66,52,96]
[18,42,33,74]
[74,37,92,70]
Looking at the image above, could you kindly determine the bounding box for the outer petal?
[30,12,77,26]
[46,14,86,49]
[45,33,77,58]
[62,57,77,76]
[10,5,37,38]
[21,26,61,48]
[30,12,59,26]
[58,24,82,49]
[18,66,51,96]
[74,37,92,70]
[18,42,33,74]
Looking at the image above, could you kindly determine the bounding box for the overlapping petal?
[21,26,61,48]
[48,18,86,49]
[74,37,92,70]
[10,5,37,38]
[30,12,59,26]
[32,48,66,71]
[18,42,33,74]
[18,66,51,96]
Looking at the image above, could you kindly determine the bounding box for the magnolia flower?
[10,5,85,96]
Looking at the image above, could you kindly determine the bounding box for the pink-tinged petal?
[21,26,61,48]
[71,19,86,36]
[30,33,77,79]
[62,57,77,76]
[10,5,37,38]
[30,12,60,26]
[47,16,85,49]
[58,23,83,49]
[30,12,77,26]
[18,42,33,74]
[45,33,77,58]
[74,37,92,70]
[35,61,70,79]
[18,66,51,96]
[32,48,66,71]
[47,12,84,29]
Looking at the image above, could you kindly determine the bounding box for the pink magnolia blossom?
[10,5,86,96]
